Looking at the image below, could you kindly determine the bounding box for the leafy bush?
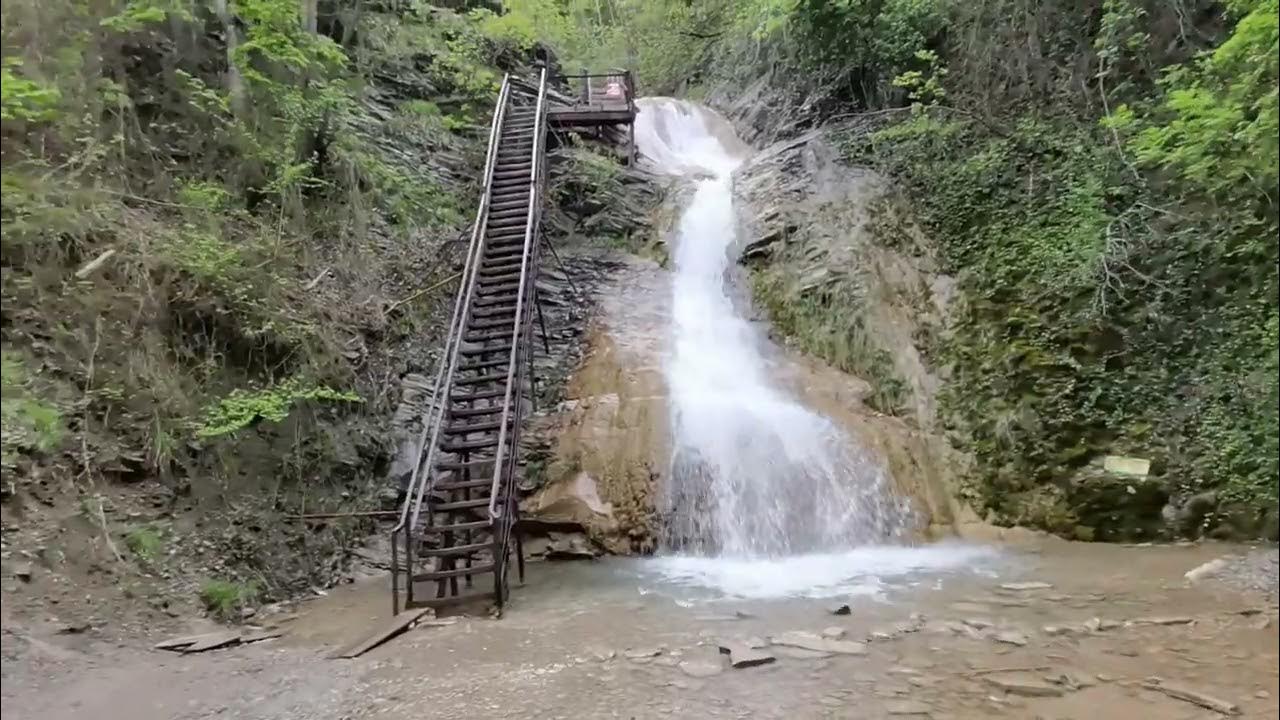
[0,352,64,466]
[197,380,361,438]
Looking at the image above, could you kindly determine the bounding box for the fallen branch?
[284,510,399,521]
[74,249,117,279]
[1142,678,1240,715]
[303,267,331,290]
[964,665,1052,676]
[384,272,461,315]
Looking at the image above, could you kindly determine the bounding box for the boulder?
[525,471,616,531]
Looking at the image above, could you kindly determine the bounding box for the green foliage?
[199,578,261,621]
[124,524,165,561]
[1116,0,1278,200]
[1,351,65,466]
[752,271,908,415]
[99,0,191,32]
[0,58,61,122]
[176,180,233,211]
[197,379,361,438]
[472,0,573,52]
[844,87,1277,529]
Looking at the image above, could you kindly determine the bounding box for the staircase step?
[434,477,495,491]
[435,458,496,471]
[473,289,517,303]
[420,520,491,534]
[470,308,517,322]
[468,315,517,331]
[455,358,510,373]
[440,436,499,453]
[419,542,493,558]
[458,342,512,356]
[467,290,520,308]
[449,388,509,402]
[477,272,522,287]
[452,371,509,387]
[477,262,522,277]
[434,496,491,511]
[490,199,529,213]
[412,562,496,582]
[489,190,530,204]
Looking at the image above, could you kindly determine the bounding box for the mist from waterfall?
[633,98,911,558]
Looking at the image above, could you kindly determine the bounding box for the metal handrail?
[488,66,549,520]
[391,74,512,613]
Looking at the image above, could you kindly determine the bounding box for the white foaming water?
[633,97,987,597]
[647,544,999,600]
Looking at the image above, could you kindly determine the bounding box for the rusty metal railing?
[486,69,549,598]
[390,75,512,615]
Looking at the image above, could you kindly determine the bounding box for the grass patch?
[199,579,261,621]
[124,525,165,562]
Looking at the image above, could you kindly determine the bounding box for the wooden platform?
[548,103,635,127]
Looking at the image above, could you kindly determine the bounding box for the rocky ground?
[2,538,1275,720]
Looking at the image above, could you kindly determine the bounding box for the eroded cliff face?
[731,128,975,536]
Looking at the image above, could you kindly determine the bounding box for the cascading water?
[634,98,911,559]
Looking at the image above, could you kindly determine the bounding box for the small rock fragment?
[1045,671,1095,690]
[1184,558,1228,583]
[623,647,663,660]
[678,658,724,677]
[993,631,1028,646]
[985,676,1065,698]
[1130,616,1194,626]
[999,581,1053,591]
[13,562,33,582]
[884,700,933,716]
[1042,625,1078,636]
[1084,617,1122,632]
[963,618,994,630]
[830,604,852,616]
[774,646,832,660]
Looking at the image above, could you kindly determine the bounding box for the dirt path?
[3,539,1277,720]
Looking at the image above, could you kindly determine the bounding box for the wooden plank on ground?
[240,629,284,644]
[154,632,225,651]
[180,630,244,654]
[328,608,434,660]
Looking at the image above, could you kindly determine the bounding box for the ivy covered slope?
[0,0,541,600]
[596,0,1278,540]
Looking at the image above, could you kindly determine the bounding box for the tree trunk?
[212,0,246,118]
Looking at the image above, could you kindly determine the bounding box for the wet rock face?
[524,255,671,554]
[729,128,966,534]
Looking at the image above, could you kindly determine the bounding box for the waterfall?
[634,98,911,559]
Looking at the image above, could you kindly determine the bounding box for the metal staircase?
[390,69,549,614]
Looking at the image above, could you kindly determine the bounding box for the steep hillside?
[0,0,554,626]
[569,0,1279,540]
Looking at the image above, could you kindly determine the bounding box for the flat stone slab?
[679,658,725,678]
[984,675,1065,698]
[717,641,776,668]
[773,646,833,660]
[771,631,867,655]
